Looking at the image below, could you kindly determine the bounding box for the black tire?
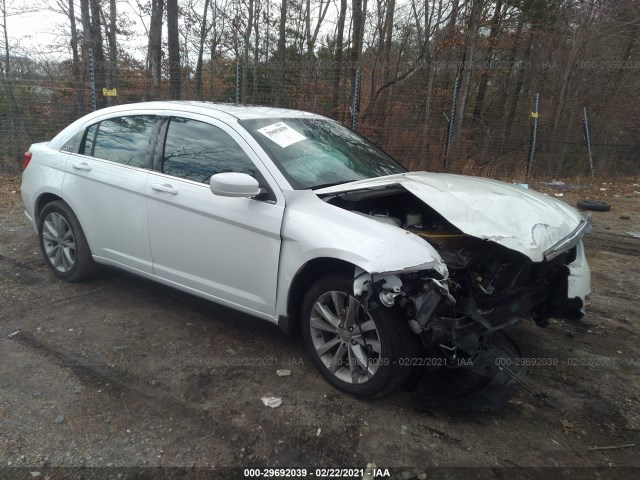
[38,200,98,282]
[576,199,611,212]
[301,273,419,397]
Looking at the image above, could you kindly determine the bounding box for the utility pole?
[89,47,97,111]
[235,61,240,104]
[351,67,360,131]
[582,106,595,179]
[527,92,540,179]
[444,76,460,170]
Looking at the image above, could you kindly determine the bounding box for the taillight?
[22,151,32,170]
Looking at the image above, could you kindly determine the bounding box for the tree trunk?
[419,0,441,165]
[148,0,164,100]
[275,0,287,106]
[0,0,18,139]
[472,0,503,122]
[195,0,210,100]
[167,0,180,100]
[305,0,311,56]
[301,0,329,109]
[89,0,106,108]
[378,0,396,130]
[79,0,105,108]
[331,0,347,117]
[106,0,118,106]
[67,0,83,114]
[242,0,254,104]
[350,0,365,117]
[443,0,459,85]
[499,15,524,153]
[451,0,483,155]
[252,1,260,103]
[209,2,218,100]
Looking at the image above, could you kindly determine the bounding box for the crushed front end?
[353,216,591,359]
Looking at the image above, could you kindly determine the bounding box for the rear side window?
[81,115,156,168]
[162,117,257,183]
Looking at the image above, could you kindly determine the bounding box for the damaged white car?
[21,102,591,398]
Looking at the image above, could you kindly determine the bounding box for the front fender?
[274,190,447,320]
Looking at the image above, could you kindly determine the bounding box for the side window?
[162,117,257,183]
[81,115,156,168]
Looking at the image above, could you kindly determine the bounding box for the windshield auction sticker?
[257,122,306,148]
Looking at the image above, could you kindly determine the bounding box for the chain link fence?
[1,57,639,180]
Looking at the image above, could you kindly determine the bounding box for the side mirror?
[209,172,261,198]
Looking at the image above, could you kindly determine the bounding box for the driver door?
[145,115,284,317]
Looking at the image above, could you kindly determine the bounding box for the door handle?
[151,183,178,195]
[72,162,92,171]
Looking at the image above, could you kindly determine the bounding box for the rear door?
[145,115,284,317]
[63,115,158,274]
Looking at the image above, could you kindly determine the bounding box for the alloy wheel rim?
[42,212,76,273]
[310,291,382,384]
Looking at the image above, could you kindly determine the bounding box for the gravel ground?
[1,172,639,479]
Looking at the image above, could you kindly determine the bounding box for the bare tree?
[105,0,118,104]
[472,0,504,123]
[451,0,483,155]
[274,0,287,106]
[167,0,181,99]
[0,0,17,134]
[56,0,83,114]
[195,0,211,100]
[80,0,107,108]
[241,0,254,103]
[331,0,348,116]
[305,0,330,58]
[252,0,260,102]
[350,0,366,115]
[148,0,164,100]
[209,0,229,100]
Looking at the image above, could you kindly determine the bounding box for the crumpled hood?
[316,172,585,262]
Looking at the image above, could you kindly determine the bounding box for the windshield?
[240,118,407,189]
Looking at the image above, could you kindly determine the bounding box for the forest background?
[1,0,638,180]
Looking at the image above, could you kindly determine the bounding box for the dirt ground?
[1,172,639,478]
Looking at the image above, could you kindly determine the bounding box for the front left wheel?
[38,200,97,282]
[301,273,419,397]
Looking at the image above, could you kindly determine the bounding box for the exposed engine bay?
[321,186,587,360]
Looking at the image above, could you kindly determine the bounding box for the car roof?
[86,101,327,121]
[48,101,330,154]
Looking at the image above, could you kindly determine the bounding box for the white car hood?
[316,172,585,262]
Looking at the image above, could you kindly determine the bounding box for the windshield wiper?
[310,181,351,190]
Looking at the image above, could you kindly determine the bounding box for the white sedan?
[21,102,591,398]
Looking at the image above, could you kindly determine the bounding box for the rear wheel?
[301,273,419,397]
[38,200,97,282]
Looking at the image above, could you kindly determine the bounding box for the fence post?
[444,76,459,170]
[351,67,360,131]
[88,47,97,111]
[582,106,595,179]
[235,61,240,104]
[526,92,540,180]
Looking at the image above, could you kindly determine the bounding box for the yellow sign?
[103,88,118,97]
[531,112,539,118]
